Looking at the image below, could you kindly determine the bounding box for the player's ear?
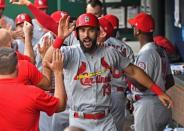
[135,30,140,35]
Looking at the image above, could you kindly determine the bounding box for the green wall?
[3,0,57,19]
[57,0,86,19]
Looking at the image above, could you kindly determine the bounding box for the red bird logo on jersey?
[74,62,87,80]
[101,57,111,70]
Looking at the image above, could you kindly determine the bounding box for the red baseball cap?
[154,36,176,54]
[128,12,155,33]
[15,13,32,25]
[99,17,113,38]
[103,14,119,30]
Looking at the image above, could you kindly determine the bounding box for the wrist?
[53,37,64,49]
[54,71,63,76]
[150,84,163,96]
[24,33,31,37]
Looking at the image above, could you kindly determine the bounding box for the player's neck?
[139,35,153,48]
[0,70,18,79]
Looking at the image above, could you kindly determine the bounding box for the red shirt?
[16,51,32,62]
[17,60,43,85]
[0,78,59,131]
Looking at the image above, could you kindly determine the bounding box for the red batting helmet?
[15,13,32,25]
[128,12,155,33]
[76,13,99,29]
[99,17,113,39]
[103,14,119,30]
[51,11,68,23]
[0,0,6,9]
[34,0,48,9]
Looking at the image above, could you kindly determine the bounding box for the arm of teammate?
[42,15,74,84]
[124,63,174,108]
[11,0,58,35]
[44,49,67,112]
[23,21,35,64]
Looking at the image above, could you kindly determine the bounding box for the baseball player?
[128,12,174,131]
[12,0,79,48]
[42,13,173,131]
[32,10,72,131]
[14,13,32,54]
[32,0,48,46]
[103,14,119,38]
[0,0,15,30]
[98,16,134,131]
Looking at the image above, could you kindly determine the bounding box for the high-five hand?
[58,15,75,39]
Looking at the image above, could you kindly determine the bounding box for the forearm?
[42,45,55,83]
[125,64,154,89]
[24,33,35,64]
[54,72,67,112]
[27,3,58,34]
[125,64,164,95]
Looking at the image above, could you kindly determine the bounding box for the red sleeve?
[28,3,58,35]
[17,60,43,85]
[35,90,59,116]
[16,51,31,63]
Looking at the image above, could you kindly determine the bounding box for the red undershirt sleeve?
[28,3,58,35]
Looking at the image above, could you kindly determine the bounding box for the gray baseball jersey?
[105,37,134,88]
[131,42,171,95]
[63,32,78,46]
[105,37,134,131]
[61,44,130,131]
[14,39,25,54]
[1,15,15,30]
[131,42,172,131]
[32,19,47,47]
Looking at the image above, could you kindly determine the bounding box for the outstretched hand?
[23,21,33,36]
[38,36,52,59]
[43,49,64,74]
[58,15,75,39]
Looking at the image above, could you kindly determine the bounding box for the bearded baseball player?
[128,12,174,131]
[40,12,174,131]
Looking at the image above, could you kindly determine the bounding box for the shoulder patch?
[137,62,146,70]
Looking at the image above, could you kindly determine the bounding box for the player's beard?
[79,37,97,53]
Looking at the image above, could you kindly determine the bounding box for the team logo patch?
[138,62,146,70]
[21,15,25,20]
[84,16,90,22]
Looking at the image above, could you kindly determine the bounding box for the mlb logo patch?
[84,16,90,22]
